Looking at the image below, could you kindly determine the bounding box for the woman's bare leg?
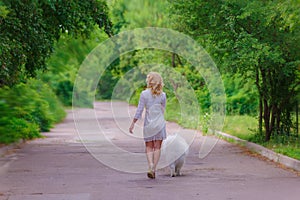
[153,140,163,171]
[145,141,154,170]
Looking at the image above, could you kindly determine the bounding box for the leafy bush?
[0,80,66,144]
[0,117,40,144]
[0,98,40,144]
[56,80,73,106]
[223,74,258,115]
[6,82,54,132]
[28,79,66,123]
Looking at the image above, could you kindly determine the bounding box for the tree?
[168,0,300,141]
[108,0,169,33]
[102,0,171,99]
[0,0,112,87]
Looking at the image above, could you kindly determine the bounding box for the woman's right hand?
[129,118,138,134]
[129,123,134,134]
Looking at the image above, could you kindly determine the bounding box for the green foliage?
[39,29,109,105]
[223,74,258,115]
[28,79,66,124]
[165,97,181,123]
[104,0,174,101]
[0,0,113,144]
[173,64,212,114]
[109,0,259,119]
[0,4,9,17]
[107,1,262,139]
[223,115,258,140]
[0,0,112,87]
[108,0,169,33]
[0,116,40,144]
[1,83,52,132]
[97,66,119,100]
[168,0,300,140]
[0,87,41,144]
[273,144,300,161]
[249,132,300,160]
[220,114,300,160]
[0,80,66,144]
[200,112,211,133]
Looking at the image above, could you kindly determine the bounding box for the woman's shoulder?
[140,89,151,97]
[141,89,165,99]
[141,89,150,94]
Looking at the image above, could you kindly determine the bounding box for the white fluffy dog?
[162,134,189,177]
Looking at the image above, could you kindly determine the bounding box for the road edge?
[216,131,300,172]
[0,140,24,157]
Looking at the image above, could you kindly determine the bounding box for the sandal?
[147,170,155,179]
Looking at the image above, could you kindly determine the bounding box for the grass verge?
[222,115,300,160]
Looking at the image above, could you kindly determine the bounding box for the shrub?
[28,79,66,123]
[0,80,66,144]
[6,82,54,132]
[0,117,40,144]
[56,80,73,106]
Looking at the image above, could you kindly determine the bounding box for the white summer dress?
[134,89,167,142]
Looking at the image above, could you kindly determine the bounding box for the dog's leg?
[175,155,185,176]
[175,163,182,176]
[170,163,176,177]
[175,166,183,176]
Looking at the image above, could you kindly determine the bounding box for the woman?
[129,72,166,179]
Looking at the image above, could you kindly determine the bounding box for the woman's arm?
[129,118,138,133]
[134,92,145,119]
[161,93,166,113]
[129,92,145,133]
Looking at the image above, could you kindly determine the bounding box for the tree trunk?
[276,106,281,134]
[256,67,263,135]
[264,98,271,141]
[261,67,272,141]
[259,96,263,135]
[172,52,176,68]
[270,104,277,135]
[296,100,299,135]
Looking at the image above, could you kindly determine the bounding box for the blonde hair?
[146,72,164,96]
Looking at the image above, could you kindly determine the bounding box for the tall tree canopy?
[0,0,112,87]
[168,0,300,141]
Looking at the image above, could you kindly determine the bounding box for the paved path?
[0,102,299,200]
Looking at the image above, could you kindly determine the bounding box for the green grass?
[222,115,300,160]
[165,99,199,129]
[267,142,300,160]
[178,110,300,161]
[222,115,258,140]
[260,135,300,160]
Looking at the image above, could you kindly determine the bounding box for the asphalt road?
[0,101,299,200]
